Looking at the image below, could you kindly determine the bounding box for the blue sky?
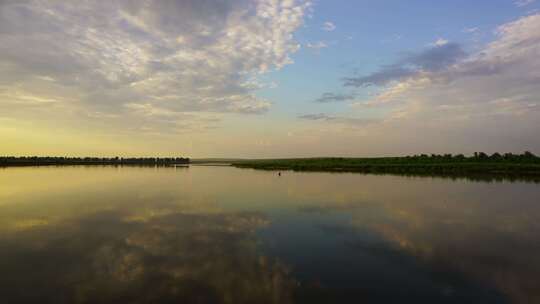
[1,0,539,157]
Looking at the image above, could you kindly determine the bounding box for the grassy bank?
[232,153,540,178]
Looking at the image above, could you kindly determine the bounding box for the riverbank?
[231,154,540,177]
[0,156,189,167]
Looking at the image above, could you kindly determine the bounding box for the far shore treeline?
[3,152,540,179]
[0,156,190,167]
[232,151,540,177]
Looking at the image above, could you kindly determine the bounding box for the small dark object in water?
[278,172,281,176]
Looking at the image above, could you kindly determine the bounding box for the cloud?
[322,21,336,31]
[430,38,449,47]
[515,0,536,7]
[463,27,479,33]
[344,42,466,87]
[343,65,416,88]
[406,42,466,71]
[314,92,357,103]
[0,0,311,133]
[347,13,540,152]
[306,41,328,49]
[298,113,376,126]
[298,113,332,120]
[298,13,540,156]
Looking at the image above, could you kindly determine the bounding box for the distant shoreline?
[3,153,540,182]
[232,161,540,175]
[230,153,540,180]
[0,157,189,167]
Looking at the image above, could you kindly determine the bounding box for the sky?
[1,0,540,158]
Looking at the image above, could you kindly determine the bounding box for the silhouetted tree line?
[234,151,540,178]
[0,156,190,167]
[398,151,539,163]
[259,151,540,165]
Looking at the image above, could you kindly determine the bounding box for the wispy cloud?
[322,21,336,31]
[314,92,357,103]
[430,38,449,47]
[306,41,328,50]
[463,27,479,33]
[343,42,466,87]
[515,0,536,7]
[298,113,376,126]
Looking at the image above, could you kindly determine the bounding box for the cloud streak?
[515,0,536,7]
[322,21,336,31]
[344,42,466,87]
[314,92,356,103]
[298,113,376,126]
[306,41,328,50]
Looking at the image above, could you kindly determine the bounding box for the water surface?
[1,166,539,303]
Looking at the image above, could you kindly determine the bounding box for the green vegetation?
[190,158,244,165]
[0,156,189,167]
[232,152,540,178]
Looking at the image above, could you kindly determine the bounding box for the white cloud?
[463,27,479,33]
[430,38,449,47]
[306,41,328,50]
[322,21,336,31]
[0,0,311,133]
[515,0,536,7]
[352,13,540,152]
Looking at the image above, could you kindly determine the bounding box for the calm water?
[1,166,539,304]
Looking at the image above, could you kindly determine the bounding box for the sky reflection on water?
[0,166,539,303]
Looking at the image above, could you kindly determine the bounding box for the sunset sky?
[1,0,539,158]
